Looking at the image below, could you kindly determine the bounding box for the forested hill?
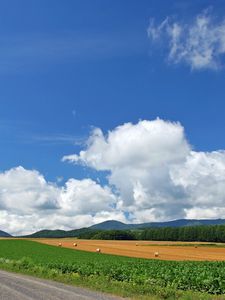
[0,230,11,237]
[89,219,225,230]
[22,228,92,238]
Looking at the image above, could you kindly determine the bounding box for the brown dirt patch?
[33,239,225,261]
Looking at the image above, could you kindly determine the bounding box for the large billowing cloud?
[0,167,60,213]
[63,119,225,223]
[147,9,225,70]
[63,119,189,169]
[2,118,225,235]
[0,167,121,235]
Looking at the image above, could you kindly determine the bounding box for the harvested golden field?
[34,239,225,261]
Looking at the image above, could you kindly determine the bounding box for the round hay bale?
[154,251,159,257]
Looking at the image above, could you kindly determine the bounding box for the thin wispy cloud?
[147,9,225,70]
[29,134,85,146]
[0,121,84,146]
[0,32,144,73]
[72,110,77,118]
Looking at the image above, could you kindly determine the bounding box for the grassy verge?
[0,240,225,300]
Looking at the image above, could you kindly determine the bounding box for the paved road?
[0,270,124,300]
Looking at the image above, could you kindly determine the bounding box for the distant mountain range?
[21,218,225,238]
[89,219,225,230]
[21,228,91,238]
[0,230,11,237]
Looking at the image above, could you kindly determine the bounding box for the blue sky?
[1,1,225,234]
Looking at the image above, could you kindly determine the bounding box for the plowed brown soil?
[34,239,225,261]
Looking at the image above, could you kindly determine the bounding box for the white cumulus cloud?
[64,118,225,223]
[0,166,60,213]
[0,166,120,235]
[60,178,117,215]
[147,9,225,70]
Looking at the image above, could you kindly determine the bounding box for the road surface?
[0,270,124,300]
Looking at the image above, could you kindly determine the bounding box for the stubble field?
[36,239,225,261]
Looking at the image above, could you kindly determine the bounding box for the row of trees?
[78,225,225,242]
[78,229,135,240]
[139,225,225,242]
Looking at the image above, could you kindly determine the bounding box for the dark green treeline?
[78,225,225,242]
[139,225,225,242]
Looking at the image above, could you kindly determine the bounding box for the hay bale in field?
[73,243,77,247]
[58,243,62,247]
[136,243,138,246]
[96,248,101,253]
[154,251,159,257]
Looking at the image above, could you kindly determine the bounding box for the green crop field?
[0,239,225,299]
